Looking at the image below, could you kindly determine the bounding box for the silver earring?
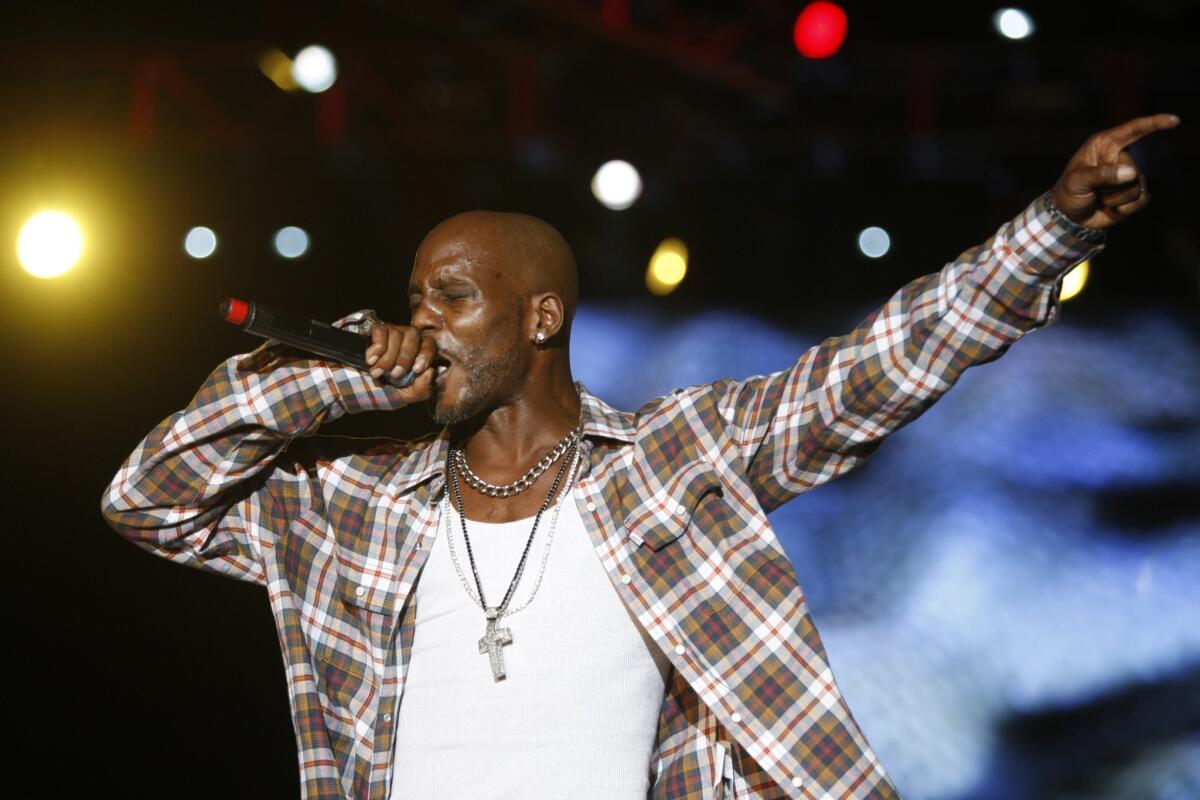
[535,332,545,343]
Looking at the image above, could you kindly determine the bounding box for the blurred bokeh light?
[273,225,310,258]
[793,1,848,59]
[17,210,83,278]
[591,160,642,210]
[646,237,688,295]
[994,8,1035,41]
[258,47,299,92]
[291,45,337,93]
[858,226,892,259]
[1060,259,1090,301]
[183,226,218,259]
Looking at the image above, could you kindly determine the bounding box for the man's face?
[407,224,527,426]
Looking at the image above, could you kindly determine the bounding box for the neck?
[453,360,582,478]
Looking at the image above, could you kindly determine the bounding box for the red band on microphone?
[222,298,250,326]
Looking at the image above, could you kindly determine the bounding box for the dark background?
[2,1,1197,797]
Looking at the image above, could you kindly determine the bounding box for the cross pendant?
[478,607,513,682]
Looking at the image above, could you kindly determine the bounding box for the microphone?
[219,298,416,388]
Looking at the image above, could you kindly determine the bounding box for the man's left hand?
[1051,113,1180,230]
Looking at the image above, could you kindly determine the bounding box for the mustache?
[433,341,464,363]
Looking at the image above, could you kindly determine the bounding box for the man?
[101,113,1178,799]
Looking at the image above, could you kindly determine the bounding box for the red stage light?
[793,2,847,59]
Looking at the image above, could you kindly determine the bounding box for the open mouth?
[431,355,452,386]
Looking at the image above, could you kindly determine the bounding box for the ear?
[528,292,565,345]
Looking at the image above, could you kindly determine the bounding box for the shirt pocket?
[280,508,393,688]
[328,543,403,680]
[625,459,726,551]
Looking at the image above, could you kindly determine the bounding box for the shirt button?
[791,776,802,788]
[355,585,367,597]
[585,501,596,512]
[382,713,392,722]
[731,712,742,723]
[620,574,631,584]
[674,644,686,656]
[674,505,686,516]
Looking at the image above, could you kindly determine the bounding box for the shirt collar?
[386,380,635,495]
[576,380,637,443]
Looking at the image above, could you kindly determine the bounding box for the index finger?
[1104,113,1181,148]
[413,334,438,373]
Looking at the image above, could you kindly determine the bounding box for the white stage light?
[274,226,310,259]
[858,226,891,258]
[292,45,337,93]
[184,226,218,259]
[994,8,1034,40]
[591,160,643,211]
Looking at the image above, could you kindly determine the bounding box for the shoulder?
[607,382,739,476]
[632,379,738,428]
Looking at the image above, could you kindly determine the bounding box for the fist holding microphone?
[221,299,442,405]
[363,312,440,402]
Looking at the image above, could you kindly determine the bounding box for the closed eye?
[409,288,472,310]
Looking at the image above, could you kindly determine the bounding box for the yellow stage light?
[17,210,83,278]
[1060,259,1089,302]
[259,48,298,92]
[646,238,689,296]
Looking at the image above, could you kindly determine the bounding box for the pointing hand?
[1050,113,1180,231]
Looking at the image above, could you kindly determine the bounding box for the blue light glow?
[570,300,1200,798]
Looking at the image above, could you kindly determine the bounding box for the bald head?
[407,210,581,426]
[416,210,578,335]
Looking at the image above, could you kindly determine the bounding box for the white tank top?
[390,483,673,800]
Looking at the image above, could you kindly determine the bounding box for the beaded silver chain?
[442,442,581,619]
[452,427,579,497]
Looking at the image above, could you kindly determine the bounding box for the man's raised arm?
[99,310,436,582]
[716,113,1179,513]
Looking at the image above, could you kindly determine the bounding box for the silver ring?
[361,310,383,335]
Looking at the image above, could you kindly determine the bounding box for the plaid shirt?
[102,192,1102,799]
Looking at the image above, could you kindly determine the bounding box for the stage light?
[1059,260,1089,301]
[259,48,298,92]
[17,210,83,278]
[184,226,217,259]
[793,2,847,59]
[858,226,891,258]
[292,45,337,93]
[591,160,642,211]
[274,226,310,259]
[993,8,1034,40]
[646,238,688,296]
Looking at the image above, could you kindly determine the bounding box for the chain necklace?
[445,435,581,682]
[453,427,579,497]
[443,444,580,618]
